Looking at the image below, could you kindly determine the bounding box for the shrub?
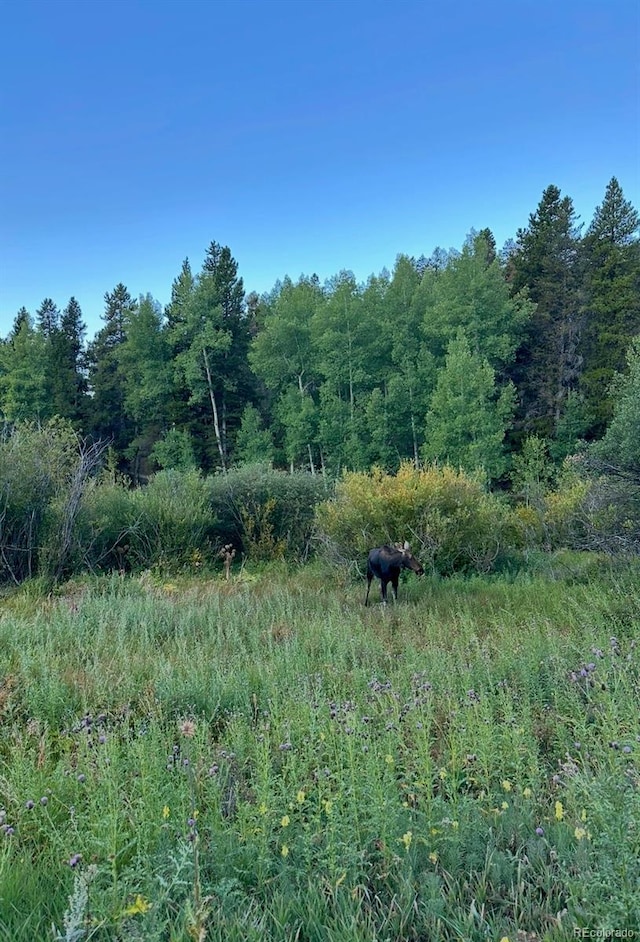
[315,462,518,575]
[208,464,329,562]
[78,470,215,573]
[0,420,104,584]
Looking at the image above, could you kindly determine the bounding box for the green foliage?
[234,404,275,466]
[0,420,86,583]
[208,464,328,561]
[151,427,198,471]
[78,470,214,573]
[593,335,640,472]
[421,332,516,482]
[315,462,517,574]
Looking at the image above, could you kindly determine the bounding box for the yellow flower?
[499,937,511,942]
[401,830,412,850]
[323,800,333,815]
[428,851,438,864]
[501,801,509,810]
[258,801,267,815]
[123,894,152,916]
[451,820,459,830]
[281,844,289,857]
[296,790,306,804]
[523,787,532,799]
[574,826,587,841]
[580,808,587,822]
[555,800,564,821]
[162,805,170,820]
[502,780,512,792]
[430,827,440,836]
[385,754,394,765]
[438,767,447,780]
[280,815,290,828]
[319,732,326,742]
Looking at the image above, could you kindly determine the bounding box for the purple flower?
[77,774,86,783]
[279,742,292,752]
[40,796,48,806]
[623,745,632,754]
[535,827,544,836]
[68,853,82,868]
[25,800,34,810]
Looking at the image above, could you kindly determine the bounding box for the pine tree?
[86,284,136,458]
[507,185,584,438]
[580,177,640,436]
[51,297,89,427]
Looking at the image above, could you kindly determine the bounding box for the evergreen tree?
[508,185,583,438]
[580,177,640,436]
[35,298,60,338]
[51,297,89,427]
[86,284,136,458]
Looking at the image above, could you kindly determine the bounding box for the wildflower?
[428,851,438,864]
[123,894,152,916]
[280,815,290,828]
[501,801,509,810]
[385,754,394,765]
[68,853,82,868]
[502,780,512,792]
[25,800,34,810]
[162,805,170,820]
[281,844,289,857]
[3,826,15,836]
[535,827,544,836]
[296,790,306,804]
[40,796,48,806]
[279,741,292,752]
[258,802,268,815]
[77,774,86,784]
[500,937,511,942]
[401,831,412,850]
[451,820,459,830]
[555,801,564,821]
[523,787,532,799]
[623,745,632,754]
[580,808,587,822]
[574,827,588,841]
[322,799,333,816]
[438,767,447,780]
[180,720,196,738]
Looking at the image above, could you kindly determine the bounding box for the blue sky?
[1,0,638,339]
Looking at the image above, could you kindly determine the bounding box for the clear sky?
[1,0,639,339]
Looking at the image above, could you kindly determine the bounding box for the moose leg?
[391,574,400,602]
[365,573,373,606]
[380,578,389,603]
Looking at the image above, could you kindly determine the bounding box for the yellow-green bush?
[315,462,518,574]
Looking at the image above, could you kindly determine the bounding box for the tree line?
[2,177,639,484]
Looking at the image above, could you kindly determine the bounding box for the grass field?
[0,555,638,940]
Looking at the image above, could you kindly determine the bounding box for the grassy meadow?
[0,556,639,940]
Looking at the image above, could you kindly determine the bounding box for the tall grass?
[0,557,638,939]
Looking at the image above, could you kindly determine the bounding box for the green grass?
[0,557,639,940]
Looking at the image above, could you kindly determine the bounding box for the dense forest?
[2,178,639,484]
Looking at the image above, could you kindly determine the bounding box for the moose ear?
[403,541,411,551]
